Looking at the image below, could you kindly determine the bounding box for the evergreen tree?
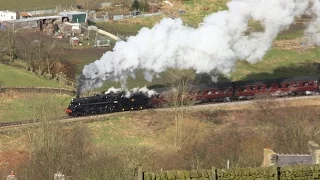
[132,0,140,10]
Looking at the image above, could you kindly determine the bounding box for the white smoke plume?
[104,86,157,98]
[305,0,320,45]
[104,87,122,94]
[80,0,313,92]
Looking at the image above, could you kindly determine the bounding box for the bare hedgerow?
[15,122,132,180]
[252,96,320,154]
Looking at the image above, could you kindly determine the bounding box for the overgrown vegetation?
[5,123,133,179]
[1,97,320,178]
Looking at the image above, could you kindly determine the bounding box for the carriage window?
[237,87,246,92]
[303,82,309,86]
[266,84,272,89]
[270,83,278,89]
[258,85,264,90]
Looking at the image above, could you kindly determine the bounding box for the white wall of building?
[0,11,16,21]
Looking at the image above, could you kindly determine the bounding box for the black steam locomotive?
[65,76,320,116]
[65,92,150,116]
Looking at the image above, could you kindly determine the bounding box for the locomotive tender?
[65,76,320,116]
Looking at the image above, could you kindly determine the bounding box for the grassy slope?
[0,92,72,122]
[0,63,72,88]
[0,0,76,11]
[231,48,320,81]
[0,63,69,88]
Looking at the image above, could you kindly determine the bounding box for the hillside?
[0,0,76,11]
[1,97,320,178]
[92,1,320,90]
[2,0,318,90]
[0,63,67,88]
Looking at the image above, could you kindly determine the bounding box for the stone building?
[262,141,320,167]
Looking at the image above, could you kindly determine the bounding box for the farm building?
[19,12,32,19]
[60,22,81,36]
[59,11,87,23]
[2,18,38,30]
[2,16,61,30]
[0,11,17,21]
[70,37,80,46]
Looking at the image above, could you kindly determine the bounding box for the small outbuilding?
[70,37,80,46]
[59,11,87,23]
[0,10,17,21]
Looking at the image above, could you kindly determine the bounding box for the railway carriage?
[233,76,320,99]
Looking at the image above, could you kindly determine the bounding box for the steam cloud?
[104,86,157,98]
[79,0,319,93]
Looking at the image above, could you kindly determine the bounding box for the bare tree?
[163,68,196,148]
[0,28,18,63]
[15,32,67,78]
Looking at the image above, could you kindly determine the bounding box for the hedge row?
[217,166,276,180]
[143,165,320,180]
[280,164,320,179]
[143,169,213,180]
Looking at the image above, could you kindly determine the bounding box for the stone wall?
[0,87,75,96]
[140,165,320,180]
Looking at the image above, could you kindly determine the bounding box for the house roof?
[19,12,32,17]
[276,154,314,167]
[59,11,86,16]
[4,16,60,23]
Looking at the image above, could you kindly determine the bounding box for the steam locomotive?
[65,76,320,116]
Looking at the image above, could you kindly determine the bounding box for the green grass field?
[231,48,320,81]
[1,0,76,11]
[0,92,71,122]
[0,63,69,88]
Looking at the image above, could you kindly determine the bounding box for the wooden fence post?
[274,166,279,180]
[138,166,143,180]
[212,167,217,180]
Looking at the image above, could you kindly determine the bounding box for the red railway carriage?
[149,83,234,107]
[188,83,233,102]
[233,76,320,99]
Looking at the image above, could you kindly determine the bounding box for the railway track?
[1,94,320,131]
